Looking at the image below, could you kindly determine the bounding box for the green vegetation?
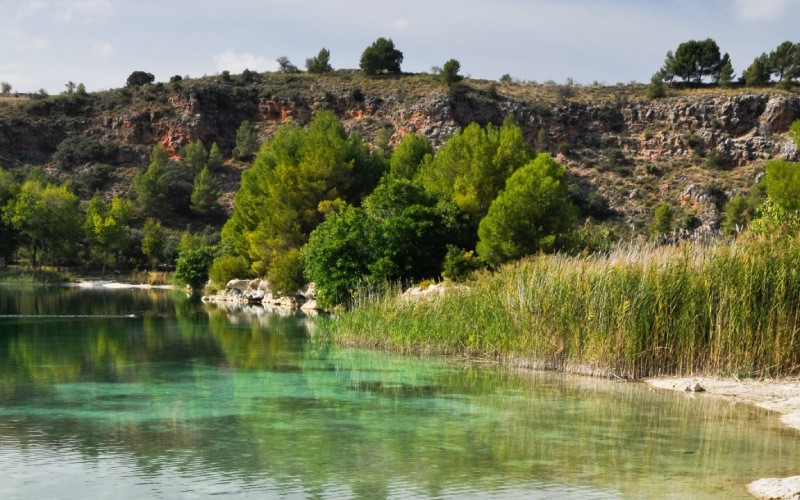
[359,37,403,75]
[441,59,463,86]
[417,115,532,220]
[126,71,154,87]
[649,202,673,239]
[306,48,333,74]
[476,154,577,265]
[323,234,800,378]
[660,39,724,85]
[219,110,383,284]
[304,179,469,306]
[174,245,215,292]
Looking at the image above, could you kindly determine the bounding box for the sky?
[1,0,799,93]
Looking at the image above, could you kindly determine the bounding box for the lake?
[0,285,798,498]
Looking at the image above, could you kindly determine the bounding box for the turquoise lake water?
[0,285,798,498]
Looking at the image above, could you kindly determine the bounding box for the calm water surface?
[0,285,798,499]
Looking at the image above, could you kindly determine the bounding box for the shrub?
[208,255,251,286]
[441,245,483,281]
[174,246,215,292]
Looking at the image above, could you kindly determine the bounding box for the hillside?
[0,71,798,237]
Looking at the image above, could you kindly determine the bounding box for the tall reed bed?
[323,235,800,378]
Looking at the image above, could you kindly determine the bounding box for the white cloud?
[733,0,794,20]
[213,49,276,73]
[91,42,114,58]
[55,0,113,22]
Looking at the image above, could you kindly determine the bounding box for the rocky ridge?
[0,74,798,236]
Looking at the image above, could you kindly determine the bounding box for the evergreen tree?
[718,58,734,88]
[649,202,673,239]
[207,142,224,170]
[134,145,169,215]
[359,38,403,75]
[306,48,333,74]
[220,110,384,279]
[233,121,259,160]
[441,59,463,86]
[388,133,432,180]
[744,54,771,86]
[476,154,577,265]
[183,140,208,175]
[190,165,221,216]
[769,41,797,81]
[417,115,532,219]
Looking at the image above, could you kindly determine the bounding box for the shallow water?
[0,286,798,499]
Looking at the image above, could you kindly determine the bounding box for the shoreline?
[69,279,176,290]
[645,376,800,499]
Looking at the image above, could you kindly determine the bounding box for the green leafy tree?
[388,133,432,180]
[4,179,82,267]
[306,48,333,74]
[141,218,165,268]
[190,165,221,216]
[174,246,215,292]
[134,145,169,215]
[183,140,208,175]
[0,168,20,266]
[765,159,800,211]
[305,179,469,306]
[476,154,577,265]
[207,142,223,170]
[233,120,259,160]
[1,82,11,94]
[84,194,133,275]
[663,39,722,84]
[126,71,154,87]
[221,110,384,282]
[649,202,674,239]
[359,37,403,75]
[744,54,771,86]
[268,247,305,296]
[417,115,532,219]
[441,59,463,86]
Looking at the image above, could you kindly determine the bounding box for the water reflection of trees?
[1,288,799,498]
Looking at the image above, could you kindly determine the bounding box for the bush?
[52,136,117,169]
[174,246,215,292]
[268,248,306,296]
[441,245,483,281]
[208,255,251,286]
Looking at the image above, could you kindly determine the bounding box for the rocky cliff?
[0,72,797,237]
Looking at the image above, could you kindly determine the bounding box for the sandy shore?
[646,376,800,499]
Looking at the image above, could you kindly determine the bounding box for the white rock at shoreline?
[747,476,800,499]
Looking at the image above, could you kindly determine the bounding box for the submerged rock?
[686,382,705,392]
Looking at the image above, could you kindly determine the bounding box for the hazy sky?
[2,0,799,93]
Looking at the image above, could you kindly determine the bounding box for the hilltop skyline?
[1,0,799,93]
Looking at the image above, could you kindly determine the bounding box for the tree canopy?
[219,110,384,279]
[304,179,469,306]
[306,48,333,74]
[661,39,724,84]
[359,38,403,75]
[476,154,577,265]
[417,115,532,220]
